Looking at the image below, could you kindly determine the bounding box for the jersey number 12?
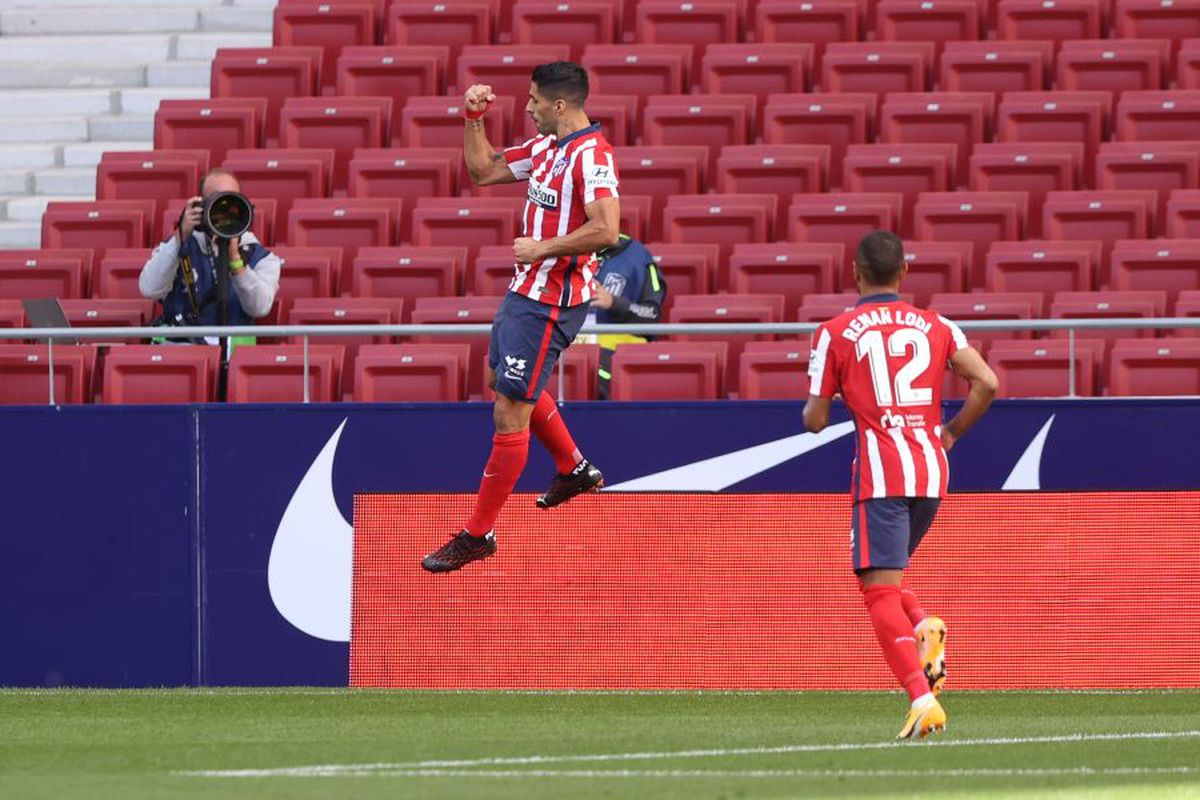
[854,329,933,407]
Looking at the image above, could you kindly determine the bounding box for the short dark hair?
[530,61,589,106]
[855,230,905,286]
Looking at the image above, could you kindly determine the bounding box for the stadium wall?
[1,400,1198,688]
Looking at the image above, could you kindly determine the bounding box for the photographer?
[139,168,280,333]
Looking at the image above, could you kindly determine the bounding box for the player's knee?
[493,394,531,433]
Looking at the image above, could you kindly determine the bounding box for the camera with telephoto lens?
[197,191,254,239]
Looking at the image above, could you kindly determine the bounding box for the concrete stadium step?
[147,61,211,88]
[0,64,146,90]
[176,32,270,61]
[0,6,202,36]
[120,86,209,115]
[0,144,61,170]
[0,220,42,248]
[5,194,95,223]
[0,0,220,7]
[200,4,274,32]
[88,115,155,142]
[62,141,152,168]
[0,35,172,64]
[0,117,89,144]
[0,170,33,195]
[0,89,115,117]
[33,167,94,196]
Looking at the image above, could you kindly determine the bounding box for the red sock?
[900,586,927,628]
[863,584,931,702]
[530,391,582,474]
[464,430,530,537]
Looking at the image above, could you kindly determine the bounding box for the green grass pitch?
[2,689,1198,799]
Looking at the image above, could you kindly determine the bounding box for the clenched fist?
[463,84,496,117]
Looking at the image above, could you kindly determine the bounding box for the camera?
[197,191,254,239]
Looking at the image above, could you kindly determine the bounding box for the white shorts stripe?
[913,428,941,498]
[865,430,887,499]
[888,427,918,497]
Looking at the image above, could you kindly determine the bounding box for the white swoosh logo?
[605,422,856,492]
[267,419,353,642]
[1001,414,1055,491]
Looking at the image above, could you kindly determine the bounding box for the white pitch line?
[338,767,1200,779]
[178,729,1200,778]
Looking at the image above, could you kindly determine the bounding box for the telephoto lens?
[200,191,254,239]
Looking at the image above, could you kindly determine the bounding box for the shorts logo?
[503,354,528,382]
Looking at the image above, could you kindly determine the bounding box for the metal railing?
[4,317,1199,404]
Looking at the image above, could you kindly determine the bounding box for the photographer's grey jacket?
[139,231,281,324]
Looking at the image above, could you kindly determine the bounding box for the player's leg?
[906,498,947,695]
[532,300,603,509]
[852,499,945,738]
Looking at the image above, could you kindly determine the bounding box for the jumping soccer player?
[802,231,998,738]
[422,62,620,573]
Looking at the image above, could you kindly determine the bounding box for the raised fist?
[463,84,496,116]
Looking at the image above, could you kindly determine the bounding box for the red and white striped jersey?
[808,293,969,501]
[502,123,620,308]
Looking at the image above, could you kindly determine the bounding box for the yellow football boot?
[916,616,947,696]
[897,697,947,740]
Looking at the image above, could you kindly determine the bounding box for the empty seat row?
[2,336,1194,404]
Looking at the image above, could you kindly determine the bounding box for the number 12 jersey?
[808,293,969,501]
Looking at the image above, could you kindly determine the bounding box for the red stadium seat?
[279,97,391,194]
[669,293,783,393]
[877,92,992,188]
[739,340,813,399]
[1173,290,1200,335]
[1181,38,1200,89]
[1108,239,1200,306]
[58,299,157,344]
[411,295,501,397]
[469,244,517,295]
[1166,189,1200,237]
[0,345,96,405]
[762,92,876,187]
[512,1,615,62]
[457,44,571,128]
[94,248,150,300]
[615,146,708,235]
[0,299,25,330]
[969,142,1083,236]
[227,344,344,403]
[912,191,1028,282]
[1056,38,1169,93]
[348,246,466,319]
[400,94,510,149]
[410,197,520,260]
[1041,190,1158,262]
[715,144,828,214]
[99,345,220,404]
[337,46,448,134]
[995,90,1111,165]
[610,341,728,400]
[795,291,860,322]
[352,343,472,402]
[997,0,1102,45]
[1114,0,1200,49]
[348,147,458,202]
[570,94,638,146]
[930,291,1043,341]
[1095,141,1200,221]
[287,198,403,263]
[153,98,266,165]
[728,242,843,316]
[875,0,979,53]
[701,43,812,102]
[988,337,1105,397]
[212,47,321,144]
[1108,337,1200,396]
[821,41,935,96]
[0,249,88,299]
[0,249,93,297]
[221,148,333,241]
[788,193,904,263]
[1049,290,1167,345]
[938,40,1050,94]
[286,297,404,394]
[273,2,375,95]
[984,239,1100,303]
[635,0,739,75]
[898,240,972,305]
[842,143,956,235]
[642,94,756,175]
[386,1,490,74]
[753,0,860,66]
[41,200,153,262]
[662,194,778,264]
[618,195,653,241]
[1115,90,1200,141]
[581,45,691,99]
[95,150,206,222]
[271,245,342,302]
[644,242,721,303]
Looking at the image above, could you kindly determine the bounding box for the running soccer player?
[803,231,998,738]
[422,62,620,573]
